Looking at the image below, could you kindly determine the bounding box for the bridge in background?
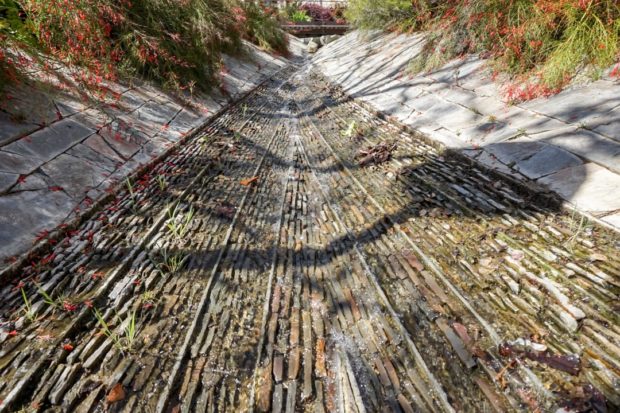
[281,22,349,37]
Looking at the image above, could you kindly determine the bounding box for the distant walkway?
[312,31,620,231]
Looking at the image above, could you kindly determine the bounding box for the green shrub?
[0,0,34,88]
[346,0,620,97]
[291,10,311,23]
[231,1,289,55]
[2,0,288,92]
[18,0,242,92]
[345,0,415,31]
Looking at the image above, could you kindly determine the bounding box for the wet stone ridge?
[0,67,618,412]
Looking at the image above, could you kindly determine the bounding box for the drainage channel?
[0,64,618,413]
[291,69,619,412]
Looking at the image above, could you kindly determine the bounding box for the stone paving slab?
[537,162,620,215]
[0,189,75,261]
[313,30,620,230]
[0,40,291,266]
[0,111,39,146]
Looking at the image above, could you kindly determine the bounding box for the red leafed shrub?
[347,0,620,99]
[19,0,241,92]
[299,4,339,23]
[1,0,286,94]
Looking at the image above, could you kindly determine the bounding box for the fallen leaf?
[240,176,258,186]
[63,343,74,351]
[107,383,125,403]
[402,250,424,272]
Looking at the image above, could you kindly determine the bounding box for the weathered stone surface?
[40,153,111,200]
[590,109,620,142]
[538,162,620,213]
[67,143,118,172]
[531,127,620,174]
[99,127,145,160]
[307,41,319,54]
[0,150,42,174]
[3,118,95,163]
[473,150,519,176]
[522,81,620,124]
[0,112,39,147]
[601,213,620,229]
[515,145,582,180]
[313,30,620,224]
[482,140,546,166]
[0,171,19,193]
[83,134,124,164]
[0,189,74,259]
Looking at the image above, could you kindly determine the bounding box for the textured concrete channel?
[0,66,618,413]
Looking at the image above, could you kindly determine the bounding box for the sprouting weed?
[36,285,59,309]
[21,288,37,323]
[93,308,139,352]
[166,204,195,239]
[93,307,123,351]
[156,175,167,191]
[124,311,137,348]
[340,120,357,139]
[233,131,242,140]
[125,177,139,212]
[125,178,135,199]
[156,249,189,275]
[241,103,248,117]
[141,290,158,305]
[565,209,587,251]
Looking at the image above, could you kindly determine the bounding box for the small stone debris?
[356,141,397,167]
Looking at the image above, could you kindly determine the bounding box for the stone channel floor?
[0,67,618,413]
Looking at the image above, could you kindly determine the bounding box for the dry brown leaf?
[402,250,424,272]
[240,176,258,186]
[107,383,125,403]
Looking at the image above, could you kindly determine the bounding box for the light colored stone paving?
[0,38,306,269]
[312,31,620,230]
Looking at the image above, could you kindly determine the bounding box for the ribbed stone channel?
[0,66,618,413]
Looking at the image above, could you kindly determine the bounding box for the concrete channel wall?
[311,31,620,231]
[0,39,304,271]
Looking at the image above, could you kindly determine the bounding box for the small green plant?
[231,0,289,54]
[340,120,357,139]
[20,288,37,323]
[124,311,137,348]
[141,290,159,306]
[36,285,59,309]
[291,10,311,23]
[241,103,248,117]
[126,178,136,200]
[156,175,168,192]
[166,204,195,239]
[93,308,138,352]
[93,307,124,350]
[565,209,587,251]
[156,249,189,275]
